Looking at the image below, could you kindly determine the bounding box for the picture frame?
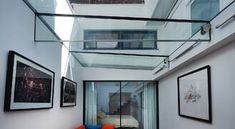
[4,51,55,111]
[61,77,77,107]
[177,65,212,123]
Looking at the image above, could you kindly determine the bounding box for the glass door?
[85,81,121,127]
[84,81,158,129]
[121,82,157,129]
[121,82,144,129]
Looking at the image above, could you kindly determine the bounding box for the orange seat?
[75,125,86,129]
[102,125,115,129]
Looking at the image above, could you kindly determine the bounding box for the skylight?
[23,0,233,70]
[69,0,144,4]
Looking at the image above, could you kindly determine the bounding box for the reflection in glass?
[84,30,157,50]
[84,81,157,129]
[191,0,220,34]
[96,82,121,127]
[121,82,157,129]
[121,82,143,129]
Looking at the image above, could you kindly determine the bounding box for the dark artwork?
[14,61,52,103]
[64,81,76,103]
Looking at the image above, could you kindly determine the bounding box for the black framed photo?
[177,65,212,123]
[61,77,77,107]
[4,51,55,111]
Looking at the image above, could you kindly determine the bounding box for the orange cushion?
[102,125,115,129]
[75,125,86,129]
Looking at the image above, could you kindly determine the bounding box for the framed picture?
[61,77,77,107]
[4,51,55,111]
[177,65,212,123]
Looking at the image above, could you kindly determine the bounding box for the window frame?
[83,30,158,50]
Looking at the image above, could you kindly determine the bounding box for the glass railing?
[35,14,210,51]
[72,52,165,70]
[22,0,235,70]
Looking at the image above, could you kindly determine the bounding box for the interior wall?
[80,67,155,80]
[0,0,82,129]
[158,40,235,129]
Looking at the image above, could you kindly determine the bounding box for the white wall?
[158,39,235,129]
[156,1,235,129]
[0,0,83,129]
[80,67,154,80]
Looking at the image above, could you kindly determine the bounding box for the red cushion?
[102,125,115,129]
[75,125,86,129]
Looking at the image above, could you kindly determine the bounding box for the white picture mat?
[179,69,209,120]
[10,55,54,110]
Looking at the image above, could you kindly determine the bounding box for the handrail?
[216,14,235,29]
[171,40,201,61]
[36,12,210,23]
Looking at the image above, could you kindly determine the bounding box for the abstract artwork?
[177,65,212,123]
[61,77,77,107]
[4,51,55,111]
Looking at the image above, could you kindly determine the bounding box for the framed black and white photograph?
[4,51,55,111]
[177,65,212,123]
[61,77,77,107]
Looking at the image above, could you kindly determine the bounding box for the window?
[84,81,158,129]
[191,0,219,34]
[84,30,157,50]
[69,0,144,4]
